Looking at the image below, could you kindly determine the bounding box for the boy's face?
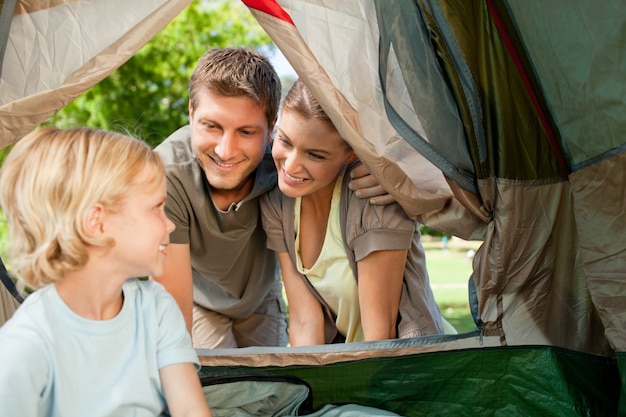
[106,172,175,279]
[189,89,272,207]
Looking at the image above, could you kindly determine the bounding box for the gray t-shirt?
[155,126,278,319]
[0,279,197,417]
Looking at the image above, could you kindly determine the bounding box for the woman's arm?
[161,362,212,417]
[357,249,408,340]
[277,252,326,346]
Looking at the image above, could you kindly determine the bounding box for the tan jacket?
[261,168,444,343]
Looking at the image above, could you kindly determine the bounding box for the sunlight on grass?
[423,237,481,334]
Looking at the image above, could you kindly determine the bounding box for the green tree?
[44,0,274,147]
[1,1,276,260]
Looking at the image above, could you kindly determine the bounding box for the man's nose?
[214,131,238,160]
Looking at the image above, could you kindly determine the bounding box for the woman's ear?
[345,149,358,165]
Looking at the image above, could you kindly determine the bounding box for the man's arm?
[151,243,193,333]
[348,162,396,205]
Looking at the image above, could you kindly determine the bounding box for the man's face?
[189,89,271,203]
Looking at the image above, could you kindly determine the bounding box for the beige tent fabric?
[198,336,503,368]
[12,0,78,15]
[0,0,192,149]
[248,2,616,357]
[0,283,19,327]
[251,9,488,242]
[474,178,612,355]
[570,152,626,352]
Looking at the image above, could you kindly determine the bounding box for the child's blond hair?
[0,127,164,288]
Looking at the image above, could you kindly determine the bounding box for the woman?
[261,80,444,346]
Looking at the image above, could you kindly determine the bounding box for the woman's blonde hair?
[0,127,164,288]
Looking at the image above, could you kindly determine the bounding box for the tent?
[1,0,624,415]
[0,0,193,149]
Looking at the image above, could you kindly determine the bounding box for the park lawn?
[423,238,481,334]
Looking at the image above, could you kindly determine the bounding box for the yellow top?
[294,175,364,342]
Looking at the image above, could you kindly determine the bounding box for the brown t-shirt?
[155,126,278,319]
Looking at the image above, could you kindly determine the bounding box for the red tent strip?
[486,0,568,173]
[242,0,294,25]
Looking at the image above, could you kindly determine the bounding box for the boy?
[0,127,211,417]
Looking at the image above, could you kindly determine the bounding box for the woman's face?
[272,109,356,199]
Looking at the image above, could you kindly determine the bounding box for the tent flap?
[244,0,623,357]
[0,0,193,149]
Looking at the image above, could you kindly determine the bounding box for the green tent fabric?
[244,0,624,354]
[199,343,619,416]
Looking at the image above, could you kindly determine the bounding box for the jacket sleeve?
[260,187,289,253]
[345,190,417,262]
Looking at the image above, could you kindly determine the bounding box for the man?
[153,47,390,349]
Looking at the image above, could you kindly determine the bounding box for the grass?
[422,237,481,334]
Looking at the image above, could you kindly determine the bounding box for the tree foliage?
[44,0,274,147]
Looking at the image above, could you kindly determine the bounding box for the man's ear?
[83,204,105,237]
[188,101,194,120]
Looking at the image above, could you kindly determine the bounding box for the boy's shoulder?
[123,277,167,297]
[123,278,177,310]
[0,285,55,347]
